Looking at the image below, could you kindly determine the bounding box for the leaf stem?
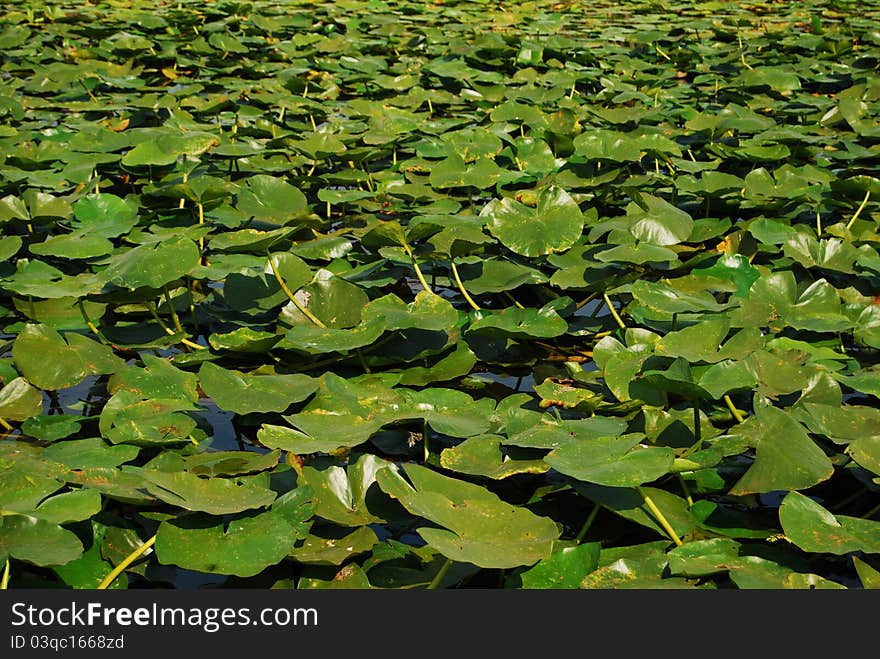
[402,243,433,295]
[162,288,186,336]
[77,299,110,345]
[97,534,156,589]
[677,475,694,507]
[266,253,326,328]
[423,418,430,463]
[197,201,206,262]
[737,33,753,70]
[0,417,12,432]
[602,293,626,330]
[639,488,683,547]
[427,558,453,589]
[845,189,871,231]
[503,291,525,310]
[450,259,480,311]
[575,291,598,311]
[146,301,205,351]
[575,504,600,542]
[0,559,9,589]
[723,395,746,423]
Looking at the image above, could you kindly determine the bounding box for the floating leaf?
[236,175,308,225]
[102,236,200,290]
[0,377,42,421]
[13,324,124,390]
[137,469,277,515]
[0,514,83,567]
[377,463,559,569]
[520,543,601,589]
[440,435,549,479]
[199,362,317,414]
[780,491,880,554]
[482,186,585,257]
[155,489,313,577]
[546,435,674,488]
[300,454,389,527]
[730,406,834,496]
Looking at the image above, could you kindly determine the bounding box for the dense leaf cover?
[1,0,880,588]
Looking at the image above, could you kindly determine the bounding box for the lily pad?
[377,463,560,569]
[482,186,585,257]
[199,362,318,414]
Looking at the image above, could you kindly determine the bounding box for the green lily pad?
[53,521,128,590]
[72,194,139,237]
[33,489,103,525]
[546,435,674,488]
[440,435,549,479]
[730,405,834,496]
[199,362,318,414]
[628,194,693,246]
[99,391,199,446]
[109,355,199,402]
[102,236,200,290]
[182,450,280,478]
[363,290,458,331]
[13,324,124,390]
[299,454,389,527]
[0,376,42,421]
[468,301,568,339]
[236,174,308,225]
[483,186,585,257]
[208,327,282,353]
[290,526,378,566]
[779,491,880,554]
[519,543,601,589]
[377,463,560,569]
[136,469,277,515]
[155,489,313,577]
[0,514,83,567]
[20,415,84,442]
[575,483,698,539]
[42,438,140,470]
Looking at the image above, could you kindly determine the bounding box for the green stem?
[504,291,525,310]
[266,253,327,328]
[0,417,12,432]
[427,558,453,590]
[76,300,110,345]
[197,201,206,262]
[450,259,480,311]
[356,350,371,374]
[162,288,186,335]
[678,475,694,507]
[639,488,683,547]
[862,502,880,520]
[846,189,871,231]
[575,291,598,311]
[98,534,156,589]
[723,395,746,423]
[423,418,429,463]
[146,301,205,351]
[693,401,702,448]
[402,243,433,295]
[575,504,600,542]
[1,559,9,589]
[162,287,205,350]
[602,293,627,330]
